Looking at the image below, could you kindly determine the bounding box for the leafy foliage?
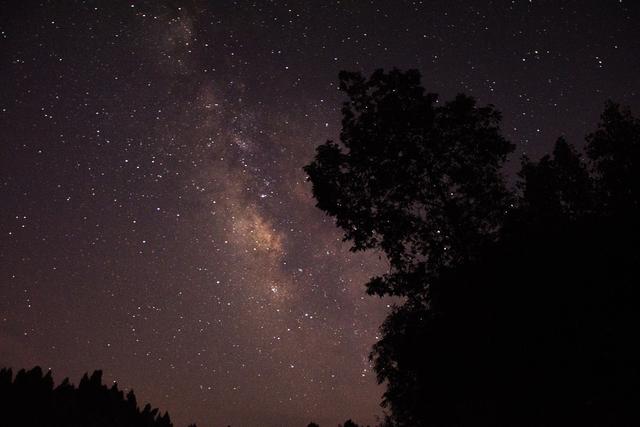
[304,69,514,298]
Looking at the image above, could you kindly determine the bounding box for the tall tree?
[305,69,514,299]
[518,137,593,222]
[586,101,640,218]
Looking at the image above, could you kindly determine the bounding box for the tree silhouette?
[0,366,196,427]
[585,102,640,233]
[518,137,594,221]
[306,69,640,426]
[304,69,514,299]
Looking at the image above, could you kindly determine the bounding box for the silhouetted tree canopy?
[586,101,640,217]
[304,68,514,299]
[0,366,195,427]
[306,69,640,426]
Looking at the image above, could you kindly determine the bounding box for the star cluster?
[1,1,638,426]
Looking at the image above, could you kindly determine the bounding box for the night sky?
[1,1,638,426]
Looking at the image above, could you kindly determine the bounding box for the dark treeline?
[0,364,368,427]
[0,366,195,427]
[305,69,640,426]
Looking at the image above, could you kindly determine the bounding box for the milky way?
[1,1,638,426]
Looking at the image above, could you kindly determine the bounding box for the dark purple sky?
[1,1,638,426]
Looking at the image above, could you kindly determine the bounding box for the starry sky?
[1,1,638,426]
